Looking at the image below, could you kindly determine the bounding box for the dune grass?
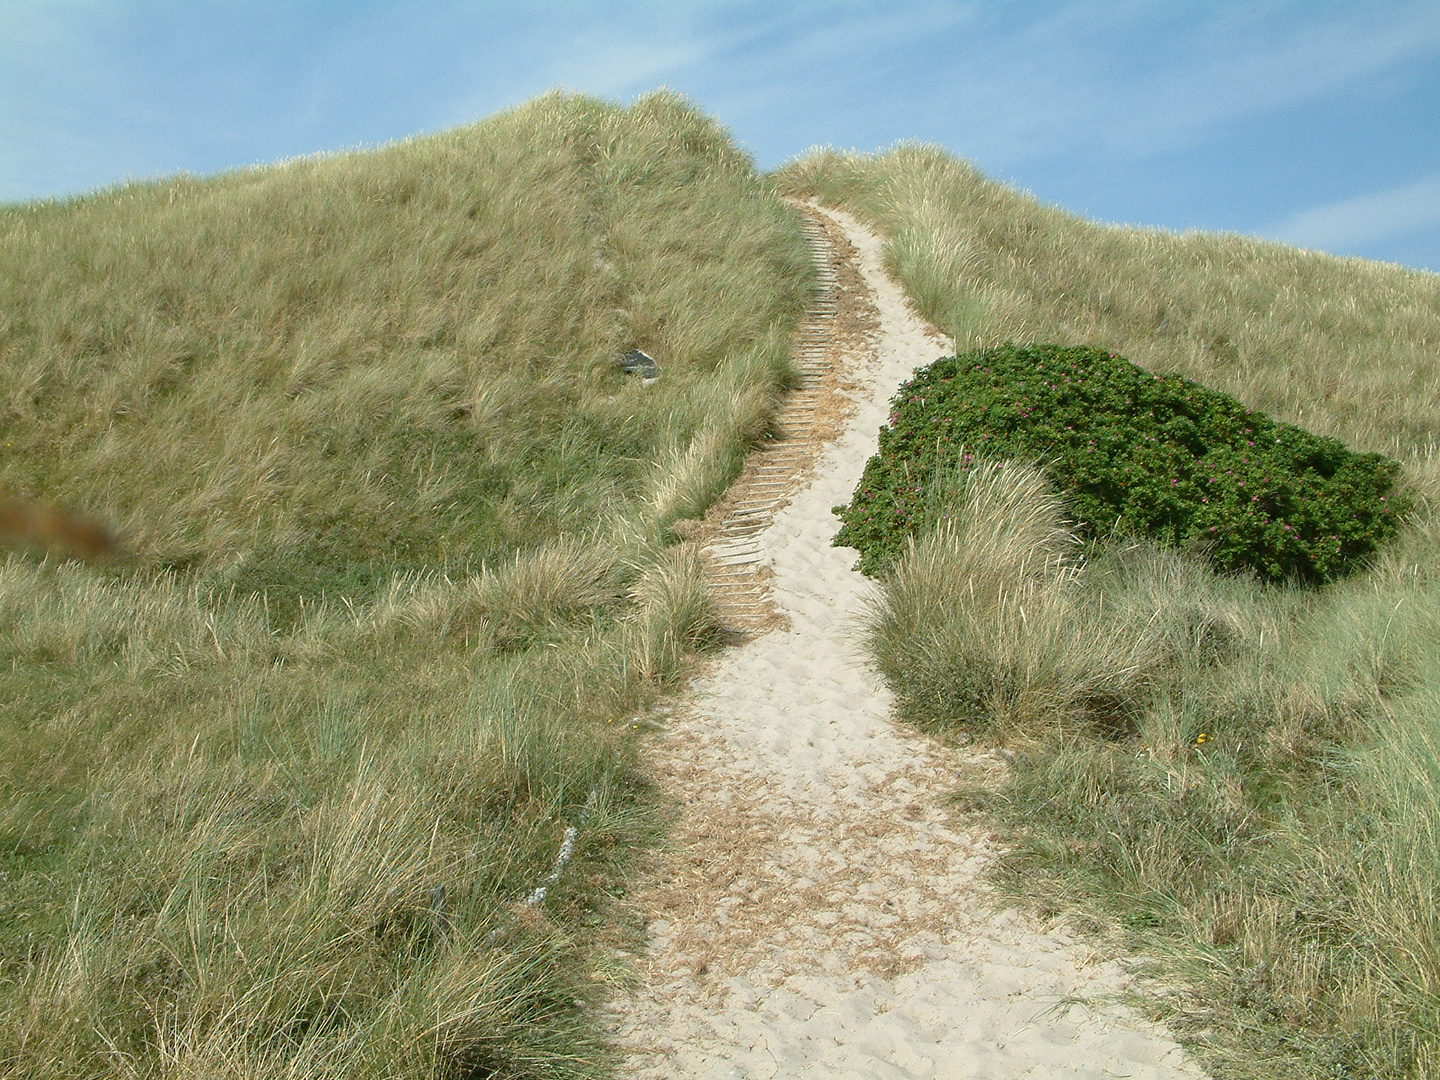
[779,146,1440,1077]
[3,91,808,592]
[0,91,811,1078]
[778,145,1440,464]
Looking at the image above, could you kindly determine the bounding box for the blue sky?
[3,1,1438,271]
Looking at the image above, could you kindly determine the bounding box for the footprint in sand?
[601,205,1205,1080]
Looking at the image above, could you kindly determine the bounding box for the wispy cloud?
[851,0,1440,166]
[433,23,711,129]
[432,2,979,132]
[1,0,1437,268]
[1093,1,1440,157]
[1270,174,1440,249]
[8,1,1437,188]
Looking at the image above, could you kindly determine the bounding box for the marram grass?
[780,146,1440,1078]
[0,91,809,1078]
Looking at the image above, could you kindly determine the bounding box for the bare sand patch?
[601,206,1203,1079]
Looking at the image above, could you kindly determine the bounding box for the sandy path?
[601,207,1203,1079]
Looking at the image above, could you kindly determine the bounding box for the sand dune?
[602,205,1203,1079]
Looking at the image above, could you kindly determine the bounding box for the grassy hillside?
[779,147,1440,1078]
[3,92,807,595]
[0,92,810,1078]
[781,147,1440,466]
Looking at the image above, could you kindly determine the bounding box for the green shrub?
[835,344,1409,583]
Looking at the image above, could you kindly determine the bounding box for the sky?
[3,1,1438,271]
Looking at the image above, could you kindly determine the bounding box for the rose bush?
[835,343,1408,583]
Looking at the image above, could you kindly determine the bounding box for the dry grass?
[779,145,1440,1077]
[778,145,1440,466]
[869,461,1159,742]
[0,92,810,1078]
[2,91,809,579]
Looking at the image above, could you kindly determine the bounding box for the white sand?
[601,207,1204,1079]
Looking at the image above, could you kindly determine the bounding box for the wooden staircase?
[701,206,840,635]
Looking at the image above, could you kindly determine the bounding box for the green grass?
[779,146,1440,1078]
[0,91,811,1078]
[2,92,808,583]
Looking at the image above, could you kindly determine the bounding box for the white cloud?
[434,29,709,128]
[901,0,1440,167]
[1101,1,1440,156]
[3,0,1438,225]
[692,0,1440,170]
[1270,174,1440,249]
[430,2,979,131]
